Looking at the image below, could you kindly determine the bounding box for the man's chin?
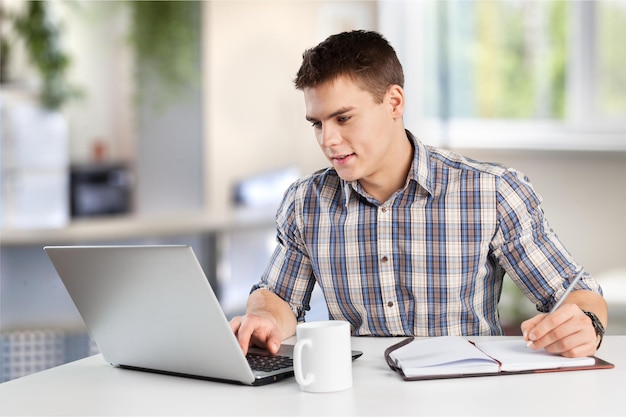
[335,171,359,183]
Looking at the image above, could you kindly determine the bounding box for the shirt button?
[381,207,387,213]
[381,256,389,263]
[387,301,394,308]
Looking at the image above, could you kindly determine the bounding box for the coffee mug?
[293,320,353,393]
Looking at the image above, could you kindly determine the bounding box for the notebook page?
[473,339,596,372]
[389,336,500,377]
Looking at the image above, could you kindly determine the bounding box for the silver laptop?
[44,245,361,386]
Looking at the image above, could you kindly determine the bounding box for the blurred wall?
[59,1,135,164]
[203,1,377,214]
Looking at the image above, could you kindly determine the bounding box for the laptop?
[44,245,362,386]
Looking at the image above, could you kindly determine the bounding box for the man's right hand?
[228,288,298,356]
[229,313,283,356]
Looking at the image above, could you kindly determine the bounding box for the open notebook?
[385,336,613,381]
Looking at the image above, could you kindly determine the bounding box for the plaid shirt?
[255,131,602,336]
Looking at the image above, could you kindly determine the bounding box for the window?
[596,1,626,120]
[380,0,626,150]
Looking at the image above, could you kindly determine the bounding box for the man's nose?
[320,124,340,147]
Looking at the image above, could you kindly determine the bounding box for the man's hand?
[229,289,297,356]
[521,303,600,358]
[230,313,283,356]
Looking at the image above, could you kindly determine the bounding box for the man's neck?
[359,129,414,203]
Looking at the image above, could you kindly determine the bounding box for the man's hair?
[294,30,404,103]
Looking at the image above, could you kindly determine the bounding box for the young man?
[229,30,607,358]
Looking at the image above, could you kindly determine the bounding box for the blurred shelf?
[0,209,276,247]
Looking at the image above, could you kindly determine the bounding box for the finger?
[524,311,572,350]
[520,313,546,342]
[543,328,594,357]
[229,316,242,334]
[527,314,567,349]
[235,317,256,356]
[264,327,283,354]
[527,305,590,352]
[230,315,253,354]
[542,311,598,357]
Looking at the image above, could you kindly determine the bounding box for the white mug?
[293,320,352,393]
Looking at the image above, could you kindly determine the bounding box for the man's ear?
[387,85,405,118]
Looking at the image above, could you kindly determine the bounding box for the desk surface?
[0,336,623,416]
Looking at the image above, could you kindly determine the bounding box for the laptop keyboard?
[246,352,293,373]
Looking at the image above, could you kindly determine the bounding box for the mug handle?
[293,338,314,387]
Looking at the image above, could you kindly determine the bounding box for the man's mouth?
[331,153,355,162]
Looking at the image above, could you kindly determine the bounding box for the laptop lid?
[44,245,291,385]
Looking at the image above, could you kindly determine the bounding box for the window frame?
[379,0,626,151]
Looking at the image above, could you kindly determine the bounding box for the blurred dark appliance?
[70,164,132,217]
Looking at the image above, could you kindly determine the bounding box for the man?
[229,30,607,358]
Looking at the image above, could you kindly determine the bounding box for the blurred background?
[1,0,625,382]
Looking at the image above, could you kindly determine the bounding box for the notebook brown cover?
[384,337,615,381]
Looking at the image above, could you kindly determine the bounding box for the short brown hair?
[294,30,404,103]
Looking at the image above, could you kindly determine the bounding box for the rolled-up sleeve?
[252,181,316,321]
[491,169,602,312]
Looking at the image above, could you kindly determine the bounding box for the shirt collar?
[407,130,433,196]
[341,130,433,206]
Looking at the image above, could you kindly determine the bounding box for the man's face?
[303,76,401,186]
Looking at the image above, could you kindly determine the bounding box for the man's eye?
[338,116,350,123]
[311,121,322,129]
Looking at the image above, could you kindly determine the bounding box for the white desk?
[0,336,623,416]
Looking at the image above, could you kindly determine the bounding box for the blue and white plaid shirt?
[255,131,602,336]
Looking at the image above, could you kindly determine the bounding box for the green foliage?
[12,1,81,110]
[598,1,626,116]
[433,0,569,120]
[127,0,201,109]
[489,1,533,118]
[473,0,568,119]
[547,0,567,119]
